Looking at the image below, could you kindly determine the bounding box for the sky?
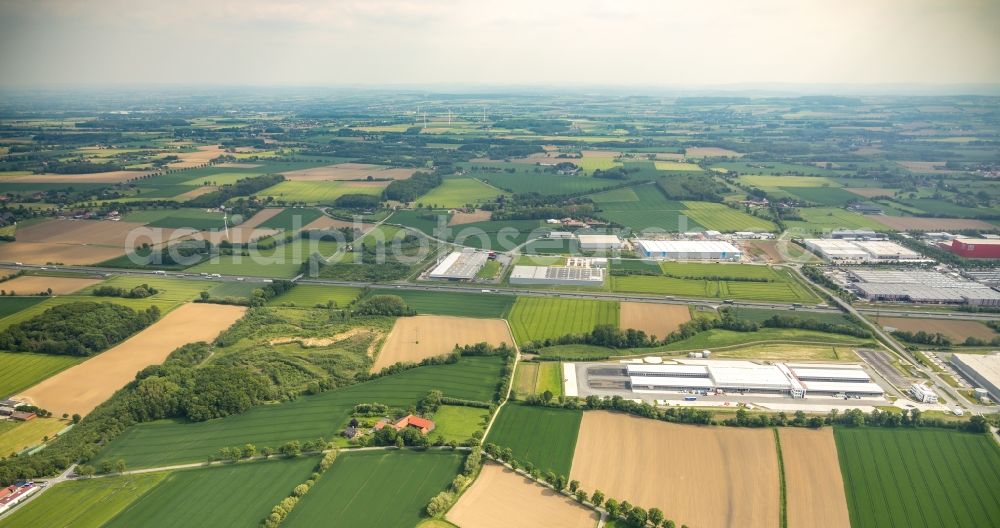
[1,0,999,88]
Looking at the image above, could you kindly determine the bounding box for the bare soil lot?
[447,464,599,528]
[7,170,148,184]
[875,316,997,342]
[866,215,996,231]
[282,163,416,181]
[685,146,742,158]
[16,303,246,416]
[14,219,195,247]
[372,315,513,372]
[448,210,492,226]
[0,276,101,295]
[619,302,689,339]
[744,239,821,263]
[845,187,897,198]
[779,428,851,528]
[0,242,126,265]
[571,411,779,528]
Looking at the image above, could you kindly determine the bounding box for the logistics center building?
[634,240,741,261]
[626,361,884,398]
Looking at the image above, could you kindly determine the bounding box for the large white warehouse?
[634,240,741,261]
[626,361,883,398]
[509,265,605,286]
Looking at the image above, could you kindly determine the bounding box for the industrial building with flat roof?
[626,361,883,398]
[804,239,923,263]
[951,353,1000,402]
[849,269,1000,306]
[509,265,605,286]
[634,239,741,261]
[948,238,1000,259]
[427,250,488,280]
[578,234,622,250]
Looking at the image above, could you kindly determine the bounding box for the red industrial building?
[949,238,1000,259]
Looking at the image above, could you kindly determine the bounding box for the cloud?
[0,0,998,87]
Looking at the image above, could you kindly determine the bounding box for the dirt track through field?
[875,316,997,341]
[779,428,851,528]
[0,276,101,295]
[619,302,689,339]
[447,464,599,528]
[372,315,512,372]
[571,411,779,528]
[16,303,246,416]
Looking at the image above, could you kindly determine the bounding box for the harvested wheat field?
[448,210,492,226]
[654,152,686,161]
[447,464,599,528]
[620,302,690,339]
[282,163,416,181]
[845,187,897,198]
[0,276,101,295]
[685,146,742,158]
[7,170,148,184]
[302,215,373,233]
[372,315,513,372]
[581,149,620,158]
[0,242,127,265]
[779,428,851,528]
[876,316,997,342]
[16,303,246,416]
[13,219,195,247]
[169,145,225,168]
[571,412,779,528]
[866,215,995,231]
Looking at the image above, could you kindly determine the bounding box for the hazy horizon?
[2,0,998,89]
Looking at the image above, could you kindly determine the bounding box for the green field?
[783,207,887,233]
[430,405,490,443]
[680,201,777,232]
[206,281,260,299]
[512,361,563,397]
[485,403,581,477]
[658,327,869,351]
[384,289,515,318]
[464,165,613,195]
[283,450,463,528]
[123,208,226,230]
[260,180,387,204]
[783,186,860,206]
[256,207,325,231]
[91,357,505,469]
[835,427,1000,528]
[0,473,167,528]
[103,457,318,528]
[445,219,548,251]
[0,352,83,398]
[591,184,704,232]
[660,261,780,280]
[268,284,362,307]
[0,296,46,318]
[187,239,343,278]
[612,267,820,303]
[416,178,506,208]
[508,297,619,344]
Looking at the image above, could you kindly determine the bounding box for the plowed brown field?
[570,412,779,528]
[779,427,851,528]
[0,276,101,295]
[619,302,689,339]
[447,464,599,528]
[372,315,513,372]
[16,303,246,416]
[875,316,997,342]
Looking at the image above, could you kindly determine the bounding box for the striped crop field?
[268,284,362,308]
[0,352,83,398]
[508,297,618,344]
[835,427,1000,528]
